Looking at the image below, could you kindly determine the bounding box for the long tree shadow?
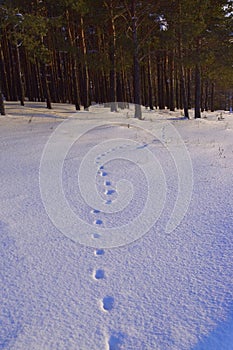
[0,221,24,349]
[192,306,233,350]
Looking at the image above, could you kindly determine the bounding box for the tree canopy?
[0,0,232,117]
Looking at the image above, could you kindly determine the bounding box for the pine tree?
[0,0,232,114]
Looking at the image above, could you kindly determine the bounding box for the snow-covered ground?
[0,102,233,350]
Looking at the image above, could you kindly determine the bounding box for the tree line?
[0,0,232,118]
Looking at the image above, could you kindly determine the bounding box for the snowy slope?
[0,102,233,350]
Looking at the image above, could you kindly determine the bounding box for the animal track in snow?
[100,171,108,177]
[92,233,101,239]
[94,249,105,256]
[96,144,130,167]
[93,151,117,319]
[107,333,124,350]
[105,189,116,195]
[91,209,101,214]
[94,219,103,225]
[93,269,105,280]
[101,296,114,312]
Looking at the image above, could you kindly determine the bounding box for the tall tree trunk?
[178,1,189,118]
[194,63,201,118]
[180,64,189,118]
[4,36,17,100]
[66,9,81,110]
[175,63,180,109]
[117,72,126,108]
[14,44,25,106]
[72,57,81,110]
[58,52,66,103]
[35,57,43,101]
[147,49,154,110]
[187,68,192,109]
[50,50,59,102]
[120,49,128,106]
[194,38,201,118]
[80,16,90,110]
[204,80,209,111]
[108,1,117,112]
[157,53,165,109]
[210,82,215,112]
[0,41,10,101]
[0,78,5,115]
[41,63,52,109]
[127,78,133,103]
[169,51,175,111]
[23,49,34,101]
[163,52,169,108]
[131,0,142,119]
[141,64,146,107]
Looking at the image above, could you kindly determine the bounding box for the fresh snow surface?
[0,102,233,350]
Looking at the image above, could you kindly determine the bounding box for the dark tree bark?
[180,64,189,118]
[157,53,165,109]
[56,52,66,103]
[164,54,170,109]
[8,43,17,101]
[194,63,201,118]
[41,63,52,109]
[210,82,215,112]
[147,50,154,110]
[169,51,175,111]
[175,63,180,109]
[35,57,43,101]
[177,1,189,118]
[0,41,10,101]
[204,81,209,111]
[119,50,129,106]
[187,68,192,109]
[65,9,81,110]
[14,44,25,106]
[141,64,146,107]
[0,79,5,115]
[71,57,81,110]
[131,0,142,119]
[117,72,127,108]
[108,1,117,112]
[80,16,90,110]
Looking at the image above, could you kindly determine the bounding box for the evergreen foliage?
[0,0,232,116]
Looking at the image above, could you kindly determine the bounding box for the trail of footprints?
[92,140,146,347]
[92,147,133,348]
[91,161,115,312]
[91,157,121,348]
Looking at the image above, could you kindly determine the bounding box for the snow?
[0,102,233,349]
